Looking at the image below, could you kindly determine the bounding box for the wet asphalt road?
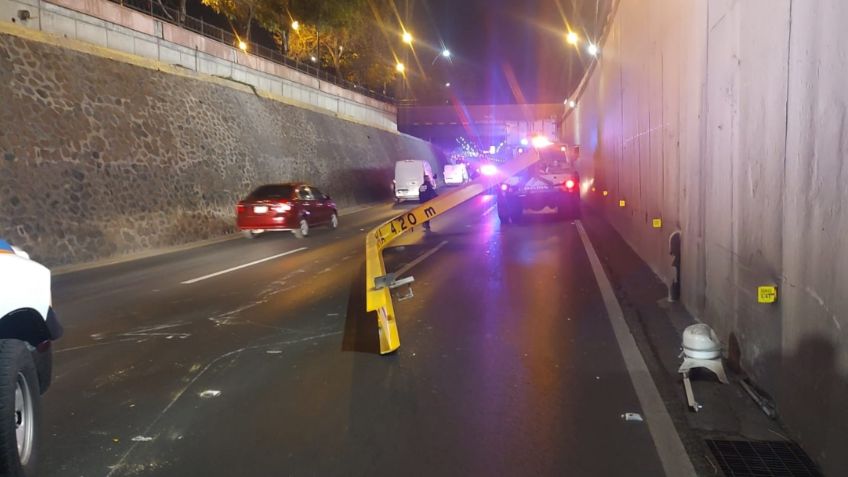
[42,195,667,476]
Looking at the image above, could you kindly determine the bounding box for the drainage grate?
[706,440,822,477]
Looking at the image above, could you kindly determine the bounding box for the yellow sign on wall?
[758,286,778,304]
[619,199,626,207]
[652,218,662,228]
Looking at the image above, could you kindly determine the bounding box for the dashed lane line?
[395,241,449,278]
[181,247,308,284]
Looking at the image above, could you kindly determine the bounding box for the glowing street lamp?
[291,20,300,31]
[566,31,579,45]
[395,62,406,73]
[402,31,413,45]
[445,82,451,87]
[568,100,577,108]
[441,49,451,58]
[238,40,248,52]
[587,43,599,56]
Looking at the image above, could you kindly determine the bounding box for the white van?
[394,160,436,202]
[443,163,469,185]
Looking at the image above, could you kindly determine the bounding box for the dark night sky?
[406,0,610,104]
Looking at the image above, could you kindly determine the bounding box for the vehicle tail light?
[237,203,245,214]
[565,179,576,190]
[273,203,292,213]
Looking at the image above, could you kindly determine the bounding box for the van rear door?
[394,160,423,200]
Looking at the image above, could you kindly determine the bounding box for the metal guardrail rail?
[108,0,394,103]
[364,150,544,354]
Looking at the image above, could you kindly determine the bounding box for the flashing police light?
[531,136,552,148]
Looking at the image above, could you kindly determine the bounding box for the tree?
[200,0,399,91]
[201,0,261,44]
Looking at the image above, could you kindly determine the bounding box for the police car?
[497,145,581,223]
[0,239,62,476]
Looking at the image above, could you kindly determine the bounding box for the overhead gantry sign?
[364,150,544,354]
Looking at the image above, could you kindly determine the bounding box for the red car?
[237,183,338,239]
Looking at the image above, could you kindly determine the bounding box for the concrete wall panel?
[562,0,848,472]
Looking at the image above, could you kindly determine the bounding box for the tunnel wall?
[0,28,443,267]
[561,0,848,473]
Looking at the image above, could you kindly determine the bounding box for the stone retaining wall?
[0,31,442,266]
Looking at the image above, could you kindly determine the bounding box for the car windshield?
[248,185,294,200]
[537,151,573,174]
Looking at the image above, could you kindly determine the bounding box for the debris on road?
[621,412,644,422]
[199,389,222,399]
[132,436,154,442]
[266,350,283,354]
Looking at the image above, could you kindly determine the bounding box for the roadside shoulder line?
[181,247,308,284]
[575,220,696,477]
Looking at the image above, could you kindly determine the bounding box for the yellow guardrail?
[365,149,544,354]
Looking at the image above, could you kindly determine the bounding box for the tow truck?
[497,143,581,223]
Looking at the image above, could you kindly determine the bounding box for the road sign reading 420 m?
[374,206,438,248]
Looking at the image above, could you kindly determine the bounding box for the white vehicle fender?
[0,254,51,321]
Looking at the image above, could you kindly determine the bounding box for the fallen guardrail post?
[364,150,544,354]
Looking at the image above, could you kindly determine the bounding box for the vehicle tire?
[0,339,41,477]
[329,213,339,230]
[242,230,260,239]
[293,218,309,239]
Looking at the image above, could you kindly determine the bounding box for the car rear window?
[248,185,294,200]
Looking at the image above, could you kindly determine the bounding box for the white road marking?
[181,247,307,284]
[395,241,448,277]
[482,205,496,216]
[575,221,695,476]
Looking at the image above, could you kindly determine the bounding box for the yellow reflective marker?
[758,286,777,304]
[652,218,662,228]
[365,150,545,354]
[619,199,626,207]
